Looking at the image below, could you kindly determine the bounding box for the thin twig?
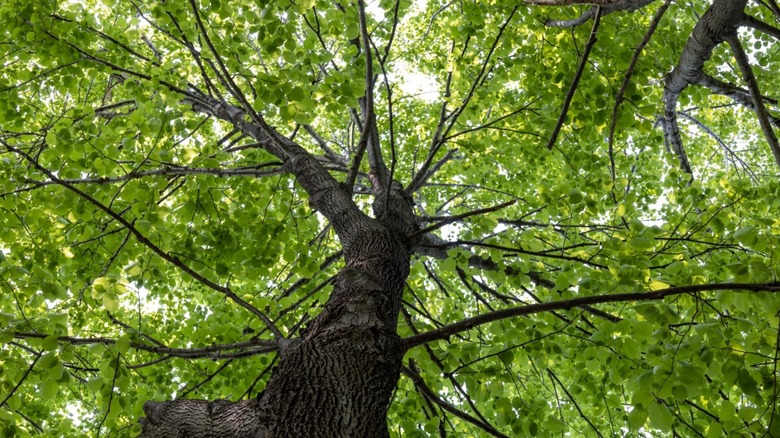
[0,351,41,408]
[608,0,672,181]
[548,370,604,437]
[409,200,516,238]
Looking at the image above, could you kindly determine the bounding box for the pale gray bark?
[663,0,747,175]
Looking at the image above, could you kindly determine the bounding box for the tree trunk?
[140,215,413,437]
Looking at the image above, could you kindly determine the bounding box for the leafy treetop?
[1,0,780,436]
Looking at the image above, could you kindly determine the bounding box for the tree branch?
[661,0,748,177]
[357,0,390,191]
[181,94,379,259]
[12,332,279,359]
[19,163,283,188]
[402,282,780,349]
[608,0,672,181]
[741,14,780,40]
[410,200,516,238]
[409,7,518,193]
[0,350,41,408]
[547,370,604,437]
[188,0,264,128]
[725,33,780,168]
[526,0,650,5]
[401,365,509,438]
[3,141,285,341]
[698,74,780,127]
[546,6,602,150]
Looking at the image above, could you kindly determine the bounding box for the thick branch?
[182,95,378,258]
[544,0,653,28]
[662,0,748,176]
[402,282,780,349]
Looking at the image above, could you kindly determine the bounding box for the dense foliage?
[1,0,779,436]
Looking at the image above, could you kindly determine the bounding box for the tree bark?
[662,0,747,175]
[140,95,416,437]
[140,225,411,437]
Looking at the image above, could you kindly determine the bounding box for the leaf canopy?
[1,0,780,436]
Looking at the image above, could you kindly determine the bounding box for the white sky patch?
[391,60,440,103]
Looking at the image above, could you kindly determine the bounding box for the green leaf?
[648,401,673,430]
[115,336,131,354]
[102,293,119,313]
[628,407,647,429]
[0,330,13,344]
[733,226,757,246]
[546,416,565,432]
[719,400,736,422]
[39,379,59,398]
[42,334,59,351]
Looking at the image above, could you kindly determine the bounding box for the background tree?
[1,0,780,436]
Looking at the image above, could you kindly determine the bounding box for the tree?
[1,0,779,435]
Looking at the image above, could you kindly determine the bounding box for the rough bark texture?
[139,253,408,437]
[139,94,416,437]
